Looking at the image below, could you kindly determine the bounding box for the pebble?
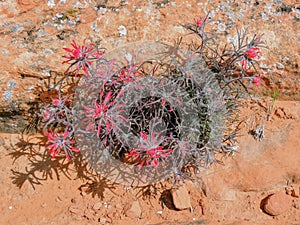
[170,184,192,210]
[93,202,102,211]
[276,62,284,69]
[80,186,89,196]
[259,63,271,69]
[84,210,94,220]
[291,188,300,198]
[263,191,292,216]
[156,210,163,215]
[124,201,142,218]
[118,25,127,36]
[69,206,84,217]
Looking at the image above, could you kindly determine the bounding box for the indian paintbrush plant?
[38,14,266,185]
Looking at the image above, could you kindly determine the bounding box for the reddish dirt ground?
[0,100,299,225]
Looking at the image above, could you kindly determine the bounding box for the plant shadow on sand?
[8,132,169,201]
[8,132,115,198]
[6,72,118,199]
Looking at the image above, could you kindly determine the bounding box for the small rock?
[263,191,292,216]
[56,196,62,202]
[99,218,107,224]
[171,185,192,210]
[124,201,142,218]
[293,201,300,209]
[118,25,127,37]
[275,108,285,119]
[291,189,299,198]
[286,185,300,198]
[80,186,89,196]
[84,210,94,220]
[259,63,270,69]
[69,206,84,217]
[93,202,102,211]
[290,185,300,198]
[103,202,109,208]
[115,204,122,209]
[276,62,284,69]
[156,210,163,215]
[286,187,293,195]
[218,23,227,32]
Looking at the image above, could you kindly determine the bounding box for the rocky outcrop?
[0,0,299,132]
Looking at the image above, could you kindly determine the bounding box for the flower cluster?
[44,129,79,161]
[62,40,104,75]
[128,131,173,170]
[41,91,79,161]
[187,16,266,87]
[82,89,127,137]
[83,91,113,136]
[243,47,263,85]
[118,65,142,83]
[240,47,263,85]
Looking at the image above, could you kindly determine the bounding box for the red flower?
[62,40,104,75]
[119,65,142,83]
[253,74,263,86]
[43,110,51,120]
[44,129,79,161]
[140,131,148,142]
[128,131,173,169]
[52,98,61,106]
[244,47,261,60]
[145,146,173,164]
[84,91,113,136]
[86,93,111,118]
[195,17,204,27]
[42,106,59,121]
[83,90,128,137]
[161,98,166,106]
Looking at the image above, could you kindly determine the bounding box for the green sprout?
[267,89,278,121]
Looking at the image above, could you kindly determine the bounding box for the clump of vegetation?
[38,14,266,185]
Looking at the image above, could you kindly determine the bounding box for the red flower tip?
[244,47,261,60]
[253,74,263,86]
[195,17,204,27]
[52,98,61,106]
[140,131,148,141]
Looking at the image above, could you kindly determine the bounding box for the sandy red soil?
[1,100,299,225]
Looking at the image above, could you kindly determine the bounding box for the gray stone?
[171,185,192,210]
